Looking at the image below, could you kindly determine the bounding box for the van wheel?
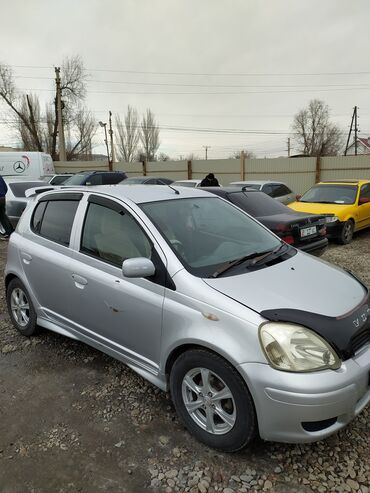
[339,220,354,245]
[170,349,257,452]
[6,278,38,336]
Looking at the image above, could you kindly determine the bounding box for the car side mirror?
[359,197,370,205]
[295,194,302,201]
[122,257,155,278]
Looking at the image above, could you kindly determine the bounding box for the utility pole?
[344,106,360,156]
[108,110,115,167]
[99,121,110,169]
[287,137,291,157]
[203,145,210,160]
[55,67,66,161]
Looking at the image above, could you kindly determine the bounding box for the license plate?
[300,226,317,237]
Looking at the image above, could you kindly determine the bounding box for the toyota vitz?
[4,185,370,452]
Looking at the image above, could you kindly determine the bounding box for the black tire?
[6,278,38,336]
[338,220,354,245]
[170,349,257,452]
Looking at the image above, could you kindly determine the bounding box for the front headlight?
[325,215,339,223]
[259,322,341,372]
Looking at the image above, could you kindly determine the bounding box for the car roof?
[318,180,369,185]
[201,186,258,194]
[39,184,213,204]
[174,179,201,183]
[230,180,285,185]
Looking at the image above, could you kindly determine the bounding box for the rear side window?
[86,174,103,185]
[271,184,291,197]
[32,200,79,246]
[102,173,127,184]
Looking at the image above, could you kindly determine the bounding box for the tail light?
[275,223,290,232]
[283,235,295,244]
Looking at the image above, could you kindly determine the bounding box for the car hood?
[288,201,353,218]
[203,251,366,318]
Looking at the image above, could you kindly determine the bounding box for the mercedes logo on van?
[13,161,26,173]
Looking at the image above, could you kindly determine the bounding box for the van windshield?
[141,196,281,277]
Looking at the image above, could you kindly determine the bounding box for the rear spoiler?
[25,186,59,198]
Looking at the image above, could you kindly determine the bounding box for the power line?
[10,64,370,77]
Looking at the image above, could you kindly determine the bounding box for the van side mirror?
[122,258,155,278]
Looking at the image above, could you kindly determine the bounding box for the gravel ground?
[0,230,369,493]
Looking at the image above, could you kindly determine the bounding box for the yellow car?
[288,179,370,244]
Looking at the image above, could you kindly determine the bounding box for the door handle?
[71,273,88,289]
[21,252,33,264]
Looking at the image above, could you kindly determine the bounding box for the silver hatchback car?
[4,185,370,452]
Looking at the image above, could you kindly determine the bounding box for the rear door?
[20,192,83,323]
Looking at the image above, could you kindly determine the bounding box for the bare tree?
[65,108,97,160]
[292,99,343,156]
[157,152,171,161]
[140,109,160,161]
[0,57,95,160]
[115,106,140,162]
[230,149,256,159]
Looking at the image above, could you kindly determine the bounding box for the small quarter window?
[31,201,47,233]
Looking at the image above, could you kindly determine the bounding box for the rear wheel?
[339,220,354,245]
[170,349,257,452]
[6,278,38,336]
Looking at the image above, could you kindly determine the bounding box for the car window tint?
[278,184,292,195]
[146,179,156,184]
[81,202,152,267]
[227,191,289,216]
[360,184,370,200]
[38,200,79,246]
[31,201,47,233]
[262,184,273,195]
[87,174,103,185]
[269,184,287,197]
[8,181,45,197]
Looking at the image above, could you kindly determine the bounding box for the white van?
[0,152,54,179]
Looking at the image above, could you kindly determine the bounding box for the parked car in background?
[173,179,202,188]
[2,178,45,228]
[63,170,127,186]
[122,176,174,185]
[5,185,370,451]
[202,187,328,255]
[41,174,73,185]
[288,180,370,244]
[229,180,296,205]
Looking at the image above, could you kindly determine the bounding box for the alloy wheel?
[181,367,236,435]
[10,288,30,327]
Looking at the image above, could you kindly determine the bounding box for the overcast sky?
[1,0,370,159]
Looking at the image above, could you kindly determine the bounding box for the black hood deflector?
[261,290,370,360]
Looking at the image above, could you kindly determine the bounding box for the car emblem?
[13,161,26,173]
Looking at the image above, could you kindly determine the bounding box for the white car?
[229,180,296,205]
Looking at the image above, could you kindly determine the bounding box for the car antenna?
[167,184,180,195]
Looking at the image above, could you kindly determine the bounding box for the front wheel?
[170,349,257,452]
[339,220,354,245]
[6,278,38,336]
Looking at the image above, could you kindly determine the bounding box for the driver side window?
[81,201,152,267]
[359,184,370,200]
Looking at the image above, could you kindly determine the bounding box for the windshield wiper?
[249,243,288,266]
[211,244,285,278]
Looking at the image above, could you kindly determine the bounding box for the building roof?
[347,137,370,150]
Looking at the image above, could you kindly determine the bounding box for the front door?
[357,183,370,230]
[69,195,165,368]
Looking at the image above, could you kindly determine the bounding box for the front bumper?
[238,344,370,443]
[325,220,344,239]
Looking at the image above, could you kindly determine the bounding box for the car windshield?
[63,173,88,185]
[300,184,358,204]
[227,191,289,216]
[141,196,281,277]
